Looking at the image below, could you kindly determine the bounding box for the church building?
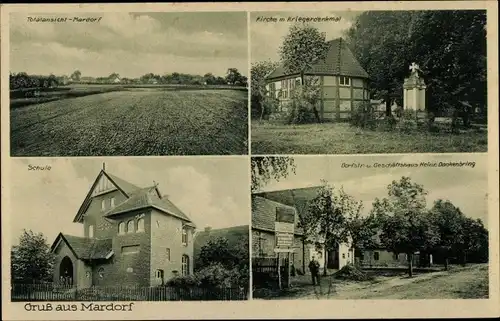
[265,37,370,121]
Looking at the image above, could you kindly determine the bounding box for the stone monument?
[403,62,427,111]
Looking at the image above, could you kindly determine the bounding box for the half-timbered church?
[50,166,196,288]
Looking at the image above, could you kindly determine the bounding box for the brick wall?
[150,209,194,285]
[83,189,127,239]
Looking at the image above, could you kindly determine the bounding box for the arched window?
[137,218,145,232]
[118,222,125,235]
[181,255,190,276]
[127,220,134,233]
[89,225,94,238]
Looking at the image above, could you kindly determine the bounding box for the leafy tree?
[11,230,54,284]
[251,156,296,192]
[225,68,246,86]
[307,182,361,275]
[345,11,416,116]
[429,199,467,270]
[70,70,81,82]
[279,23,329,122]
[251,60,280,119]
[371,177,440,277]
[457,217,488,265]
[203,73,217,85]
[346,10,487,123]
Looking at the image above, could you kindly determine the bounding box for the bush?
[285,96,317,124]
[396,110,419,133]
[350,101,376,130]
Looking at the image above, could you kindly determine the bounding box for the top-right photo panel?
[250,10,488,155]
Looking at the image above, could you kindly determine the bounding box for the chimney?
[204,226,212,232]
[102,162,106,171]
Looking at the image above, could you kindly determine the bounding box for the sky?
[260,154,489,227]
[10,12,248,78]
[250,11,361,63]
[9,157,250,245]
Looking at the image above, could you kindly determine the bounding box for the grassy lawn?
[251,121,488,154]
[253,264,489,300]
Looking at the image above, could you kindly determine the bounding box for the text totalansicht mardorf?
[27,16,102,23]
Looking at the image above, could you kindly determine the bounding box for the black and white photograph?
[9,158,250,301]
[250,10,488,154]
[251,154,489,300]
[9,12,249,156]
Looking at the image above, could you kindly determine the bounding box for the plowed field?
[10,89,248,156]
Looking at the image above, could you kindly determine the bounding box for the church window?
[101,199,106,211]
[110,197,115,207]
[166,248,171,261]
[89,225,94,238]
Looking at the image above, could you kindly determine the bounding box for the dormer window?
[127,220,134,233]
[182,227,188,245]
[110,197,115,208]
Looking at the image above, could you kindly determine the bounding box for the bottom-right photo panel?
[250,154,489,300]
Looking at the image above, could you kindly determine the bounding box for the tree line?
[11,68,247,90]
[251,157,488,277]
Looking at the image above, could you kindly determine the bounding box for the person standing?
[308,256,320,285]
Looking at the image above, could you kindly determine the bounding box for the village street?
[254,264,488,300]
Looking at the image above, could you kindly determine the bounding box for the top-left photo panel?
[9,12,249,157]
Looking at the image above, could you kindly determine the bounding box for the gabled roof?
[266,38,369,80]
[73,170,195,227]
[50,233,113,260]
[73,170,141,223]
[193,225,249,259]
[104,186,195,226]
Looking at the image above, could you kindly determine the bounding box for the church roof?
[50,233,113,260]
[266,38,369,80]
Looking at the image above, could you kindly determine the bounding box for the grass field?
[254,264,489,300]
[10,89,248,156]
[251,121,488,154]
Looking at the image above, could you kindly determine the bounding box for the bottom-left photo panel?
[8,157,250,302]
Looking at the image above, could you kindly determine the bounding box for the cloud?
[10,12,248,77]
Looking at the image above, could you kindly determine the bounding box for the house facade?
[50,169,196,288]
[252,187,354,274]
[265,37,370,121]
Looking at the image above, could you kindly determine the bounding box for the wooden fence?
[252,257,290,289]
[11,283,248,301]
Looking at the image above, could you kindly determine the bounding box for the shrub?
[165,274,200,288]
[350,101,376,130]
[285,97,316,124]
[259,96,280,120]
